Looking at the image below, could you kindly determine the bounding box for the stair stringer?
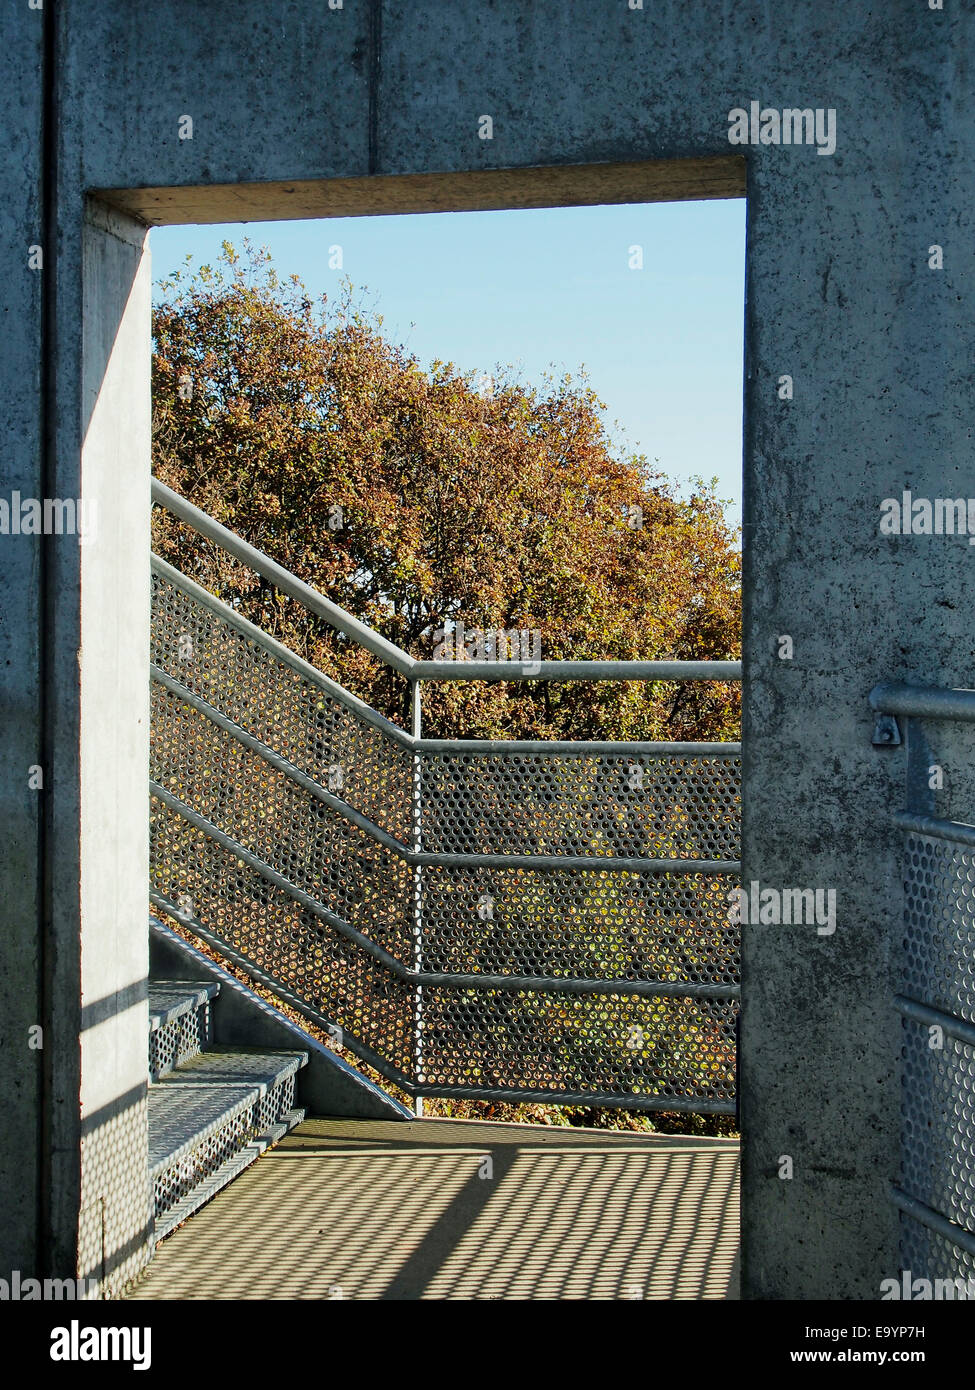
[150,916,411,1121]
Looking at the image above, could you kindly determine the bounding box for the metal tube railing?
[894,994,975,1049]
[413,659,742,682]
[152,789,738,1000]
[153,478,416,675]
[150,481,743,1113]
[152,654,738,871]
[153,480,741,685]
[889,1189,975,1261]
[410,677,424,1116]
[891,809,975,850]
[416,738,741,755]
[151,554,415,747]
[870,680,975,723]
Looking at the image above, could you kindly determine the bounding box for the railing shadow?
[127,1118,739,1301]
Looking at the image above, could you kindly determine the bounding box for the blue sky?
[151,197,746,524]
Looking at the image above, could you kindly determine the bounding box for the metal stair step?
[152,1108,306,1243]
[148,980,220,1080]
[149,980,219,1031]
[149,1048,307,1236]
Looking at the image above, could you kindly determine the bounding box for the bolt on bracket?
[871,713,902,747]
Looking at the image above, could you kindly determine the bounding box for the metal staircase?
[147,976,307,1241]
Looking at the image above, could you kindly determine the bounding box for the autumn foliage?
[151,242,740,741]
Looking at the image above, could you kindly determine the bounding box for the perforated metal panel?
[151,680,413,961]
[900,1013,975,1235]
[150,1056,300,1221]
[903,834,975,1024]
[416,986,736,1106]
[150,795,417,1077]
[149,1002,209,1082]
[896,829,975,1279]
[149,555,740,1112]
[152,564,412,843]
[420,865,738,981]
[420,752,740,859]
[900,1214,975,1289]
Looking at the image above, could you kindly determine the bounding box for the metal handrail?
[418,737,741,755]
[153,479,742,685]
[152,660,740,872]
[151,787,737,1000]
[150,486,743,1114]
[894,994,975,1049]
[151,663,412,855]
[870,680,975,723]
[152,479,415,675]
[151,554,415,746]
[413,659,742,682]
[891,809,975,849]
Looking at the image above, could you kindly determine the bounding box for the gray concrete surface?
[3,0,970,1297]
[0,2,45,1281]
[75,203,154,1294]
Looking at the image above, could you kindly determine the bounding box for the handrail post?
[411,677,424,1118]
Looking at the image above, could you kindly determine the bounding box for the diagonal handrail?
[153,478,416,674]
[152,478,742,684]
[151,553,413,745]
[151,786,738,1001]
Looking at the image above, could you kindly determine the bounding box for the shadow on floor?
[126,1117,740,1300]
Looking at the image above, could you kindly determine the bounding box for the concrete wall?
[76,204,153,1293]
[0,0,45,1280]
[3,0,971,1297]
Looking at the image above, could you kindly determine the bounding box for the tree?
[151,242,742,1135]
[151,240,741,742]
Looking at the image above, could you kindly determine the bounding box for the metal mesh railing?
[870,682,975,1281]
[150,678,414,961]
[150,792,418,1079]
[418,749,740,860]
[149,482,741,1113]
[151,560,412,844]
[897,831,975,1279]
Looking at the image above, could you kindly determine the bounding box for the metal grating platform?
[149,981,220,1031]
[152,1104,307,1243]
[127,1117,740,1300]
